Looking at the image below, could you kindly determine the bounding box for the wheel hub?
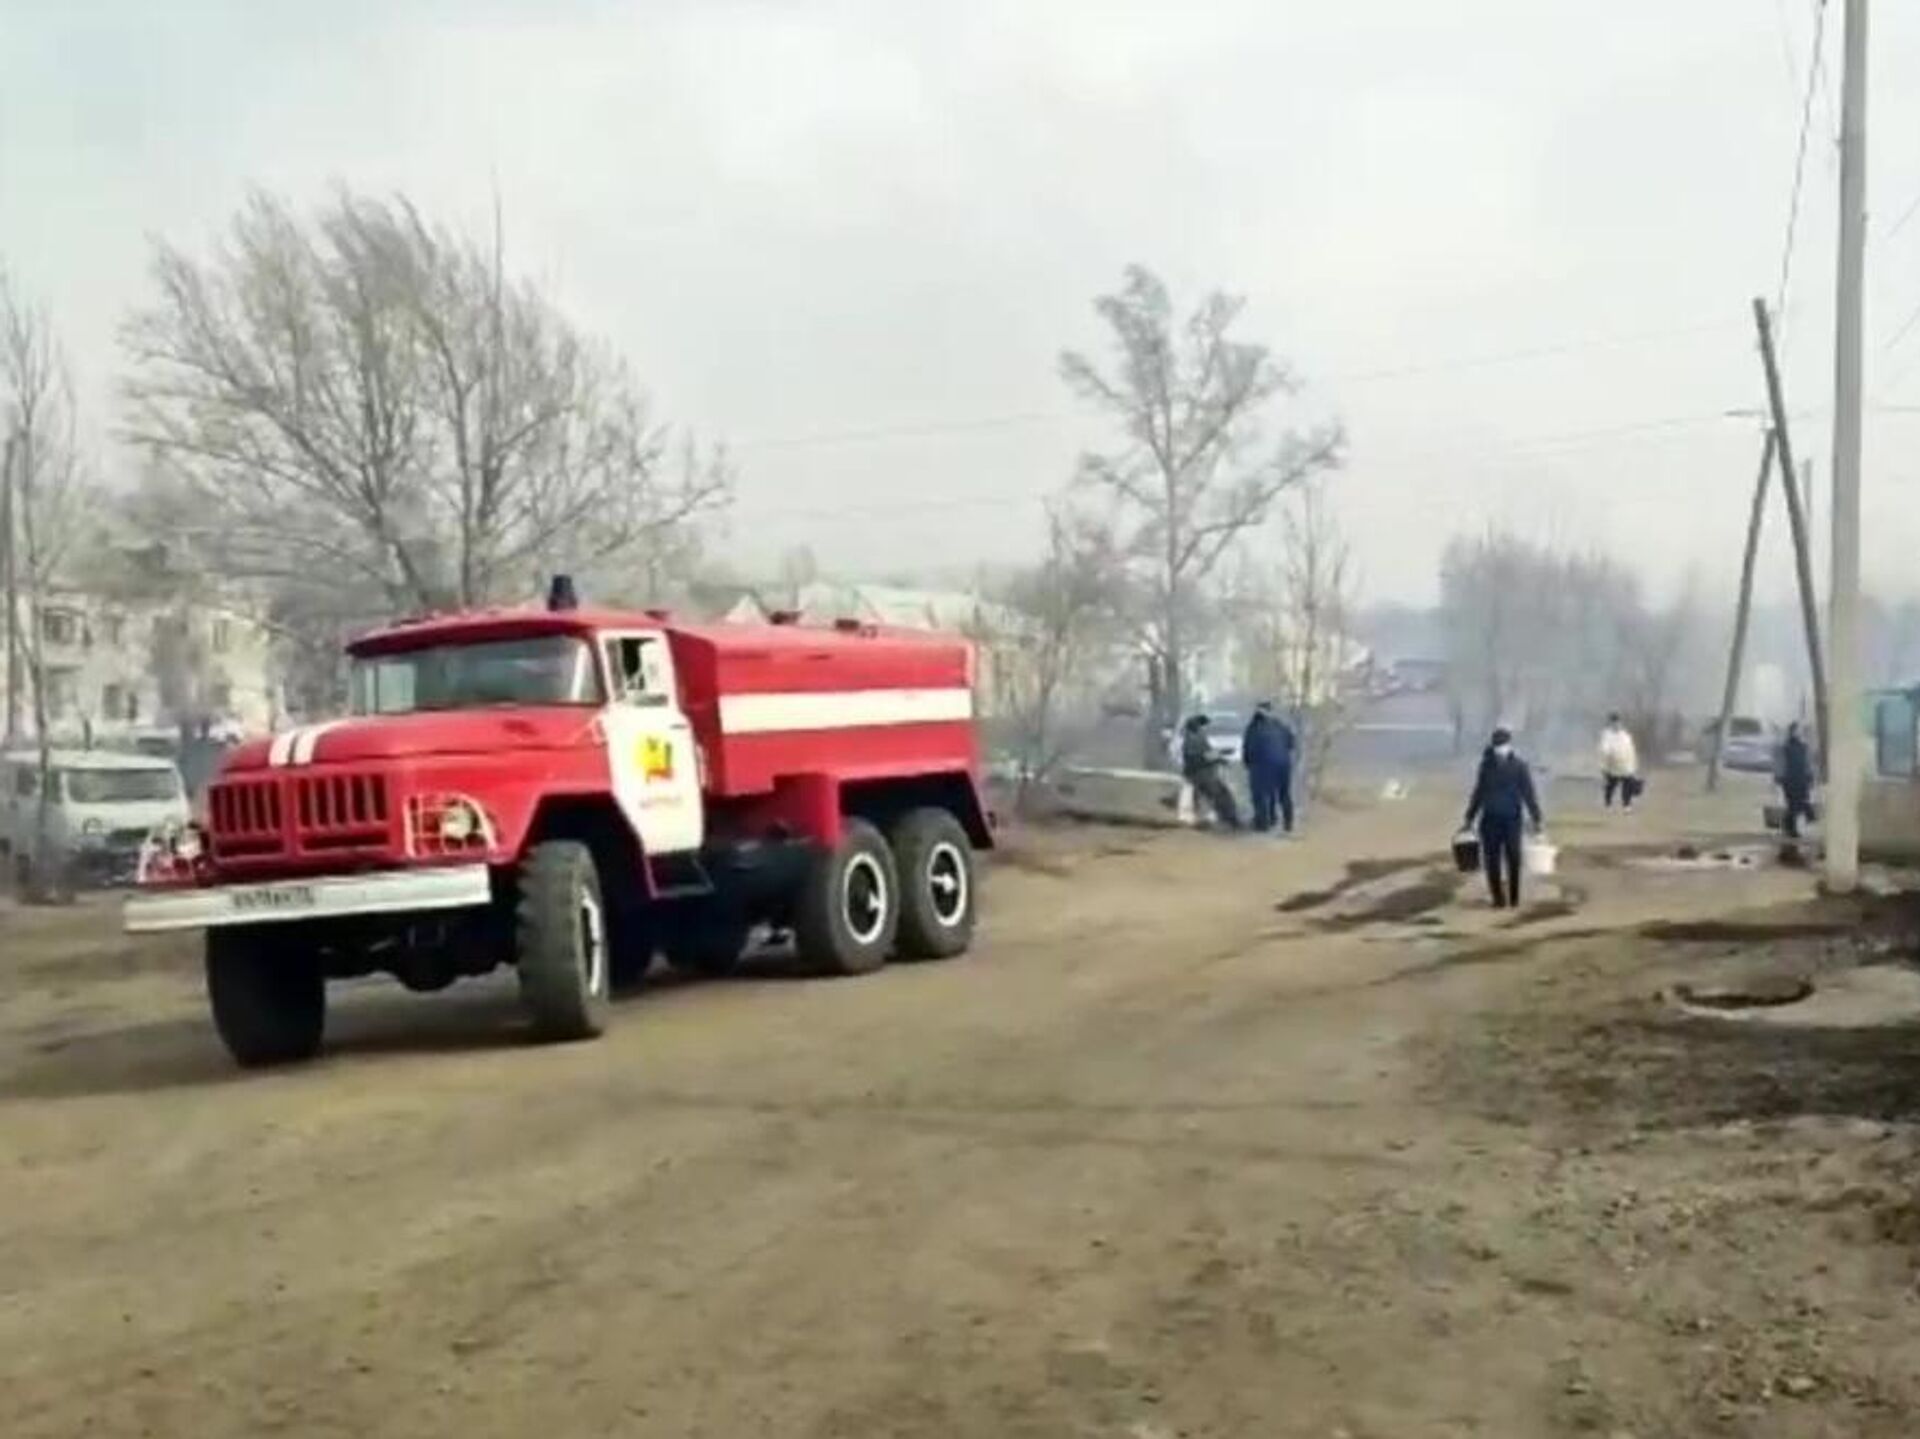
[843,852,889,946]
[577,890,607,994]
[926,841,968,926]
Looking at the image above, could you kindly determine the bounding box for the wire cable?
[1774,0,1830,332]
[731,317,1744,455]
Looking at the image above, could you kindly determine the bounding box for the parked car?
[1163,709,1245,769]
[1706,715,1778,773]
[2,749,191,888]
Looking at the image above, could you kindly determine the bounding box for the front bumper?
[124,863,492,935]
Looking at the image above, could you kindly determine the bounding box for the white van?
[2,750,191,888]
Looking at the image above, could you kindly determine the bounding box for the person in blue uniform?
[1776,722,1815,839]
[1462,727,1544,909]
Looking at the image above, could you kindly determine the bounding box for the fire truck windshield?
[350,635,604,715]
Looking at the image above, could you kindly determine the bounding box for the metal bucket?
[1451,831,1481,873]
[1524,838,1559,877]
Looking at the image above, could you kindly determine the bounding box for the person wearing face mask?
[1463,726,1544,909]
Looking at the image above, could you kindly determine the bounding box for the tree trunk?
[1,433,17,745]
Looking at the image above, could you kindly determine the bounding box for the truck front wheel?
[889,807,976,959]
[206,929,326,1067]
[795,819,898,976]
[516,840,611,1041]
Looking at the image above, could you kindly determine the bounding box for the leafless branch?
[120,187,733,633]
[1058,264,1344,749]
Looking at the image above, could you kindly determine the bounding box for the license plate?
[229,883,319,915]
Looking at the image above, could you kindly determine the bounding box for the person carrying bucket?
[1462,726,1544,909]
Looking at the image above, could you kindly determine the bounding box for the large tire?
[660,902,752,977]
[889,807,976,960]
[206,928,326,1068]
[516,841,611,1041]
[794,819,898,976]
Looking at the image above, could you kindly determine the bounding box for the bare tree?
[1440,528,1700,762]
[994,512,1125,808]
[2,271,90,899]
[1227,483,1358,800]
[1614,580,1703,761]
[121,188,732,623]
[1059,265,1343,760]
[1276,483,1356,798]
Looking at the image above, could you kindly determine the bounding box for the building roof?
[733,581,1016,636]
[1,748,182,770]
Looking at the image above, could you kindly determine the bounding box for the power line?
[1881,299,1920,356]
[742,409,1787,526]
[740,400,1920,527]
[1775,0,1831,329]
[1885,187,1920,240]
[1322,318,1742,386]
[730,316,1745,456]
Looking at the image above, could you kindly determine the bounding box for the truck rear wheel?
[516,840,611,1041]
[206,929,326,1067]
[889,807,976,959]
[660,902,752,977]
[795,819,898,976]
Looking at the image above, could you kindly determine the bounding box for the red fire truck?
[125,586,991,1067]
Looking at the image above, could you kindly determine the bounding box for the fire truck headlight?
[171,824,205,862]
[437,801,481,845]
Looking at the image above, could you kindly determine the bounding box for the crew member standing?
[1777,721,1816,839]
[1463,727,1544,909]
[1270,706,1298,835]
[1242,706,1277,832]
[1598,713,1640,809]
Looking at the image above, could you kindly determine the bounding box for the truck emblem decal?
[640,735,674,781]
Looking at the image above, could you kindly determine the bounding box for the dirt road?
[5,777,1920,1438]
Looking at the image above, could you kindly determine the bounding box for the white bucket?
[1523,837,1559,877]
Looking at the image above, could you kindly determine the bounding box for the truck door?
[600,631,704,856]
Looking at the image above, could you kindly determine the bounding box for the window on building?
[13,764,35,798]
[101,614,125,646]
[40,608,80,647]
[211,618,233,654]
[42,667,79,715]
[102,683,126,720]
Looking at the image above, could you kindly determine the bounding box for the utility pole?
[1753,298,1829,770]
[1,429,16,744]
[1826,0,1870,891]
[1803,460,1817,579]
[1708,429,1776,793]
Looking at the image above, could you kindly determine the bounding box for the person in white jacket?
[1598,713,1640,809]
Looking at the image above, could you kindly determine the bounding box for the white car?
[2,750,191,888]
[1166,710,1245,769]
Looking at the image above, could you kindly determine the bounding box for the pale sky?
[4,0,1920,604]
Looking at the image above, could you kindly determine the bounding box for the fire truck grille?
[294,773,391,851]
[206,773,393,860]
[207,778,284,859]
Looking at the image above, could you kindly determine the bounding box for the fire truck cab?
[126,588,991,1067]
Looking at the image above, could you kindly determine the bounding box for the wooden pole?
[1708,428,1776,792]
[1752,297,1831,774]
[1,431,16,744]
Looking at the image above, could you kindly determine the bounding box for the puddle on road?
[1275,856,1427,914]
